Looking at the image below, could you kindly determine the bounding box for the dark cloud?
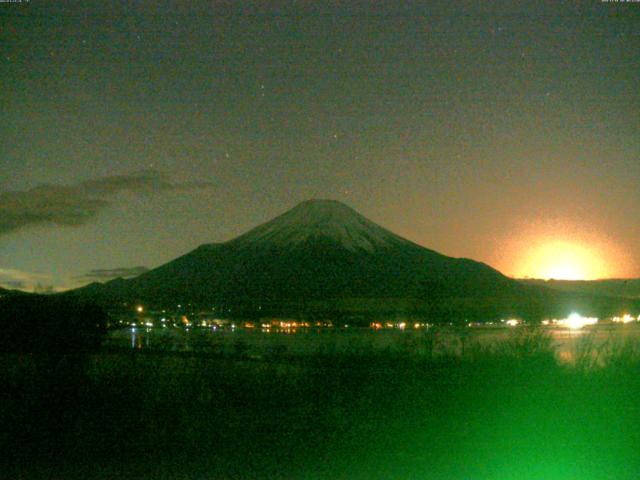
[0,170,211,235]
[79,266,149,281]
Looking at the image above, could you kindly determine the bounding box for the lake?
[105,322,640,364]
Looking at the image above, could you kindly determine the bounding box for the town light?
[558,313,598,330]
[612,314,635,324]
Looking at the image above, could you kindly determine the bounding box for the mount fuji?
[69,200,637,321]
[231,199,416,252]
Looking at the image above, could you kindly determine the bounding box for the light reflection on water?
[129,327,151,349]
[107,324,640,363]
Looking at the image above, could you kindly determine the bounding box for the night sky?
[1,1,638,291]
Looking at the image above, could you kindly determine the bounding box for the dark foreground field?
[3,330,640,480]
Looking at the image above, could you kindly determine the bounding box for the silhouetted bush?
[0,295,108,353]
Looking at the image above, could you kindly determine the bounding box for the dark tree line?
[0,295,107,353]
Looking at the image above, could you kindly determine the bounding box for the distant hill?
[519,279,640,300]
[0,286,29,297]
[66,200,640,322]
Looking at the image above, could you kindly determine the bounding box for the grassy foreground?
[3,328,640,479]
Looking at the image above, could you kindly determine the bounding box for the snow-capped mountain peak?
[230,199,412,252]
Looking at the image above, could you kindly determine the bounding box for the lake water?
[105,323,640,364]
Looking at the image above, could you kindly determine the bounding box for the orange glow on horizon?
[495,219,633,281]
[518,240,609,280]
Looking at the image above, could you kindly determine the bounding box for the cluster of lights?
[612,314,639,324]
[268,320,335,330]
[126,307,340,331]
[129,305,639,334]
[370,322,428,330]
[542,313,598,330]
[277,321,311,329]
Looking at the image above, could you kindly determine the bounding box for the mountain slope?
[117,200,511,302]
[67,200,640,321]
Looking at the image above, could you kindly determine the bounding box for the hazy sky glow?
[497,217,635,280]
[1,1,638,290]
